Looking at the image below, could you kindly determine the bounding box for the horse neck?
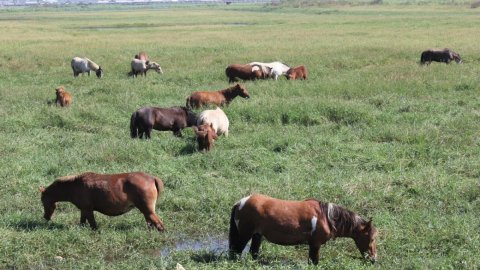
[45,181,75,203]
[325,203,363,239]
[220,86,238,102]
[86,59,99,71]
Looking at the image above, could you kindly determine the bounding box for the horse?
[186,84,250,109]
[55,86,72,107]
[134,51,149,62]
[249,61,291,80]
[286,65,308,80]
[40,172,165,232]
[193,123,218,152]
[130,59,163,77]
[71,57,103,78]
[420,48,463,65]
[197,107,229,137]
[229,194,378,265]
[225,64,265,83]
[130,106,197,138]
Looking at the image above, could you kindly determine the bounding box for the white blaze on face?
[235,195,251,230]
[311,216,318,235]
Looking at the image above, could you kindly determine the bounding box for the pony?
[130,106,197,138]
[249,61,291,80]
[197,107,229,137]
[420,48,463,65]
[225,64,265,83]
[186,84,250,109]
[229,194,378,265]
[55,86,72,107]
[71,57,103,78]
[286,65,308,80]
[130,59,163,77]
[40,172,165,232]
[192,123,218,152]
[134,51,149,62]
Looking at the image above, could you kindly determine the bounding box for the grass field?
[0,2,479,269]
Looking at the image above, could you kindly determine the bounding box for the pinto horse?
[229,194,377,264]
[40,172,165,232]
[185,84,250,109]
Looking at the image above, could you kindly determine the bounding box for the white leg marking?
[238,195,251,211]
[311,216,318,235]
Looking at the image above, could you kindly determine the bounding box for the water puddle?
[156,235,229,257]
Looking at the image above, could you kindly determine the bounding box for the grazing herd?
[43,47,464,265]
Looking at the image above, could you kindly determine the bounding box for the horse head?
[234,84,250,99]
[40,187,56,221]
[96,67,104,78]
[353,218,378,263]
[148,62,163,74]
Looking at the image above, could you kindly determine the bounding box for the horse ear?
[39,187,45,193]
[365,218,373,230]
[209,123,214,129]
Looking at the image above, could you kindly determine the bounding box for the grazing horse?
[134,51,149,62]
[130,106,197,138]
[249,61,291,80]
[225,64,265,83]
[197,107,229,137]
[420,48,462,65]
[40,172,165,232]
[286,65,308,80]
[229,194,378,265]
[193,123,218,152]
[71,57,103,78]
[130,59,163,77]
[186,84,250,109]
[55,86,72,107]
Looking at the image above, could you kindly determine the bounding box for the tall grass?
[0,3,479,269]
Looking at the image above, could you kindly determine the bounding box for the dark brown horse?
[130,106,197,138]
[225,64,265,83]
[186,84,250,109]
[193,123,218,152]
[229,194,377,264]
[420,48,462,65]
[40,172,165,231]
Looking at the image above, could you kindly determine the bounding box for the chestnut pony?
[229,194,377,264]
[186,84,250,109]
[40,172,165,232]
[192,123,218,152]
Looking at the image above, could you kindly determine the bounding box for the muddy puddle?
[153,234,248,257]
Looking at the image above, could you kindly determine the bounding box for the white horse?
[71,57,103,78]
[130,59,163,77]
[197,107,229,137]
[248,61,291,80]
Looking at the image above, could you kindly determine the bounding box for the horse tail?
[130,112,138,138]
[153,177,164,196]
[228,203,240,257]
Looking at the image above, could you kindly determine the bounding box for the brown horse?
[192,123,218,152]
[55,86,72,107]
[229,194,377,264]
[225,64,265,83]
[134,51,149,62]
[186,84,250,109]
[40,172,165,231]
[286,65,308,80]
[130,106,198,138]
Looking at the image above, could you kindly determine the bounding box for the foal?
[229,194,377,264]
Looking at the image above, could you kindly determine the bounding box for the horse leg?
[83,210,97,230]
[145,128,152,139]
[173,128,182,137]
[80,210,88,226]
[308,243,321,265]
[249,233,263,259]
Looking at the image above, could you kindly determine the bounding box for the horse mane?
[322,202,365,237]
[55,174,82,182]
[84,58,100,71]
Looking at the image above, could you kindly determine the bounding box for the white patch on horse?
[251,66,260,72]
[235,217,240,230]
[311,216,318,235]
[238,195,251,211]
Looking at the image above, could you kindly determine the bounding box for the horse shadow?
[177,143,197,156]
[10,219,67,231]
[190,251,228,263]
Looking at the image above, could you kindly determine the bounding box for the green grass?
[0,2,479,269]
